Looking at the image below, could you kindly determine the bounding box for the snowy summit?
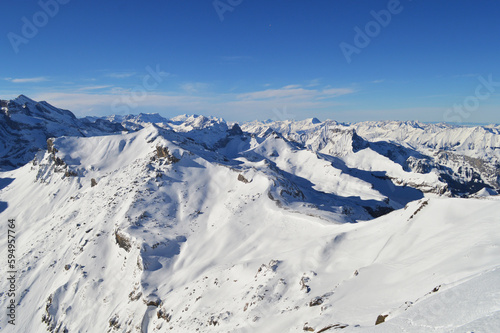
[0,96,499,332]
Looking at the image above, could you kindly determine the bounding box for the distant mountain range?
[1,95,499,332]
[2,95,499,197]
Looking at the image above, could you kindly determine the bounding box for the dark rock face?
[317,324,348,332]
[157,308,171,322]
[156,146,180,164]
[309,296,323,307]
[434,151,499,195]
[405,156,434,174]
[47,139,56,154]
[115,230,132,252]
[237,174,250,183]
[156,146,169,158]
[80,118,125,133]
[351,129,369,152]
[364,205,394,218]
[229,123,243,136]
[300,276,311,293]
[375,314,388,325]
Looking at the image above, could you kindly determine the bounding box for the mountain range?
[0,96,499,332]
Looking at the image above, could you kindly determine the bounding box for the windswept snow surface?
[0,99,499,332]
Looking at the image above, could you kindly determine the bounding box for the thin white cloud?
[180,82,210,94]
[371,79,385,84]
[238,88,314,100]
[6,77,49,83]
[282,84,302,89]
[306,78,322,87]
[106,72,136,79]
[237,86,354,101]
[78,85,114,91]
[29,83,355,121]
[31,92,213,116]
[321,88,355,96]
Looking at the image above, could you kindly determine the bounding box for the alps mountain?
[0,96,499,333]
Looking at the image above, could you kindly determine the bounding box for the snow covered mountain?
[0,95,124,170]
[242,118,500,197]
[0,97,499,332]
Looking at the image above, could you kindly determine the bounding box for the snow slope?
[0,122,498,332]
[0,97,499,332]
[242,119,500,196]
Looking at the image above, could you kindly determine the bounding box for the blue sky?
[1,0,500,123]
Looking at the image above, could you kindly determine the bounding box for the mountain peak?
[14,94,36,105]
[2,97,500,332]
[310,117,321,124]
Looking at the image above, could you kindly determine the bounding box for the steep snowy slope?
[83,113,229,145]
[242,119,500,196]
[1,120,499,332]
[354,121,500,196]
[83,113,170,132]
[354,121,500,162]
[1,97,500,332]
[0,95,124,171]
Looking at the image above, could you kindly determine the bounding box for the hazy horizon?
[2,0,499,124]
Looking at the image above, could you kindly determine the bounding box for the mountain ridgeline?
[1,95,499,198]
[1,96,499,332]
